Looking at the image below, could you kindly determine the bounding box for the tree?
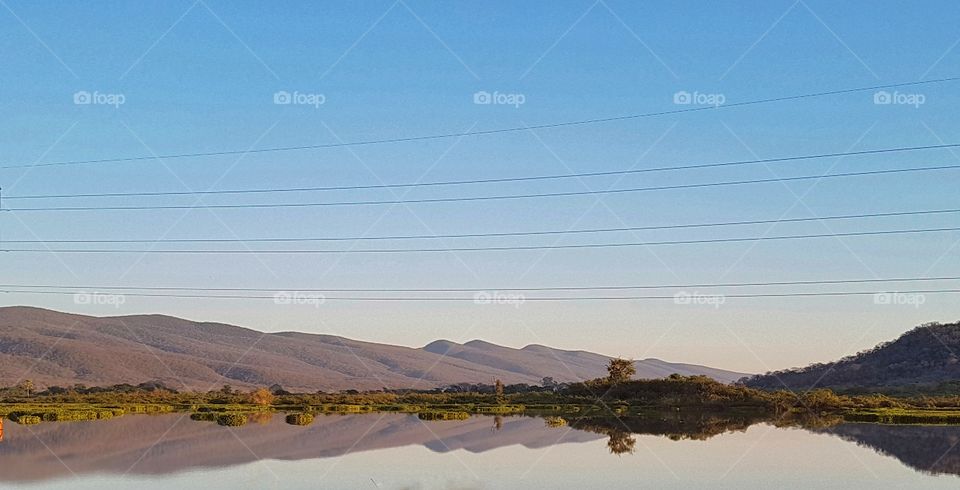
[607,358,636,384]
[17,379,34,396]
[250,387,275,407]
[494,379,505,405]
[221,384,233,395]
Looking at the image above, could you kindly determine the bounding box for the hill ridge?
[0,306,748,391]
[742,321,960,392]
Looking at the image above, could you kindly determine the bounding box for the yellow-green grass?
[843,408,960,424]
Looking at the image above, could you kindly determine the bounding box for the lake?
[0,412,957,489]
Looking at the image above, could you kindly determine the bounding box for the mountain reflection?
[817,423,960,476]
[0,412,957,481]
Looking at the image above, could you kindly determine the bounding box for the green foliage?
[565,375,773,408]
[2,372,959,427]
[15,415,41,425]
[843,408,960,424]
[475,404,524,414]
[495,379,505,405]
[285,413,314,426]
[544,416,567,428]
[800,389,847,412]
[216,413,248,426]
[606,358,636,384]
[417,411,470,421]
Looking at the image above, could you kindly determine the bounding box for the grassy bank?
[842,408,960,425]
[2,375,959,427]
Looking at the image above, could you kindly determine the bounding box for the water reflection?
[0,412,957,482]
[818,423,960,476]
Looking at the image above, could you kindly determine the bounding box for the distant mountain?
[0,306,747,391]
[742,321,960,392]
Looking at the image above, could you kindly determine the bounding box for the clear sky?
[1,0,958,374]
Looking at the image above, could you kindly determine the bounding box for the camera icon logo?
[273,91,292,105]
[873,91,892,105]
[673,91,692,105]
[73,91,92,105]
[873,293,892,304]
[473,91,492,105]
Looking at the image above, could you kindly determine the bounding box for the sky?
[1,0,958,374]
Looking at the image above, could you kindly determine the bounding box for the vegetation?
[544,416,567,427]
[418,411,470,421]
[842,408,960,425]
[250,388,275,407]
[14,415,41,425]
[216,413,248,426]
[285,413,314,426]
[2,359,958,427]
[606,358,636,384]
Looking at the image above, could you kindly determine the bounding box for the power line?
[4,226,957,254]
[6,163,960,212]
[7,142,960,200]
[2,276,956,293]
[1,76,957,171]
[1,288,957,301]
[2,207,956,244]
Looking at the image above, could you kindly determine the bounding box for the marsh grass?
[843,408,960,424]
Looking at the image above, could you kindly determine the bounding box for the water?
[0,412,957,489]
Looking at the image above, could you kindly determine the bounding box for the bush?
[285,413,314,426]
[15,415,41,425]
[216,413,248,426]
[544,416,567,427]
[417,411,470,421]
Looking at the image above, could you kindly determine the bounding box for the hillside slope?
[742,321,960,392]
[0,306,747,391]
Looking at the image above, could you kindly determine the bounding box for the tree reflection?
[606,430,636,455]
[565,410,772,446]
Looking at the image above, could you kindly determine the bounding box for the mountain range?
[742,321,960,392]
[0,306,747,391]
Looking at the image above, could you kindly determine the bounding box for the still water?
[0,412,957,489]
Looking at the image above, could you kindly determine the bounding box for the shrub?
[216,413,248,426]
[285,413,314,426]
[190,412,218,422]
[16,415,41,425]
[417,411,470,421]
[544,416,567,428]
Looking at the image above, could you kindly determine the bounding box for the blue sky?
[1,0,958,373]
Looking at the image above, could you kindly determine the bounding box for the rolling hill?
[742,321,960,393]
[0,306,747,392]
